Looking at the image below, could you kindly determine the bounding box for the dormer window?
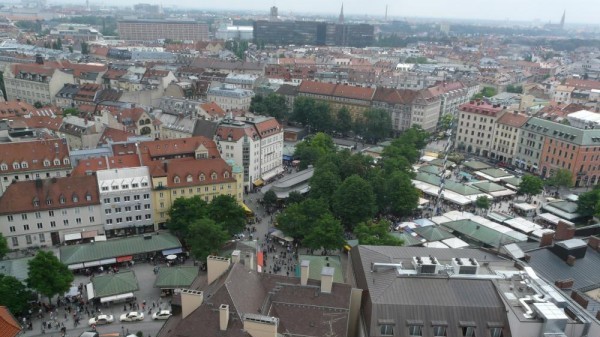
[59,195,66,204]
[174,176,181,183]
[0,164,7,171]
[112,185,119,190]
[224,171,230,179]
[43,160,50,167]
[53,159,60,166]
[186,175,193,182]
[13,162,20,169]
[33,197,39,207]
[211,172,217,180]
[199,174,205,181]
[21,161,28,169]
[46,198,52,205]
[63,158,70,165]
[72,194,78,202]
[85,193,91,201]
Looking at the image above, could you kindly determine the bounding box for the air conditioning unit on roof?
[412,256,442,275]
[452,257,480,275]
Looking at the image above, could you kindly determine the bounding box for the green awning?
[92,271,139,298]
[154,266,199,289]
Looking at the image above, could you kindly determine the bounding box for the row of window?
[172,171,230,184]
[379,324,503,337]
[102,194,149,204]
[100,182,149,191]
[0,158,69,171]
[11,233,46,247]
[105,204,150,214]
[7,206,96,222]
[105,214,151,225]
[8,217,96,232]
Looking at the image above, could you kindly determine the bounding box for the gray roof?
[0,256,33,281]
[526,246,600,291]
[275,84,298,96]
[523,117,600,146]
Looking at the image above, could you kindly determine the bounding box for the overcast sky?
[131,0,596,25]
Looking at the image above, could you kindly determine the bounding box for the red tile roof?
[496,112,529,128]
[0,306,21,337]
[103,69,127,80]
[372,87,419,105]
[299,80,374,101]
[19,115,63,131]
[200,102,226,118]
[71,154,141,176]
[97,127,136,146]
[148,157,236,187]
[0,139,71,174]
[0,100,36,117]
[298,81,336,96]
[139,136,220,163]
[564,79,600,91]
[254,118,281,138]
[215,124,255,142]
[0,175,100,215]
[11,63,55,76]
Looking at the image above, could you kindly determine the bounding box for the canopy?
[253,179,264,187]
[162,248,183,256]
[86,282,95,299]
[270,229,293,242]
[242,203,253,216]
[100,292,134,303]
[64,233,82,241]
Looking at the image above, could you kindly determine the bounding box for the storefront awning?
[162,248,183,256]
[253,179,264,186]
[262,167,284,181]
[242,203,253,215]
[68,263,84,270]
[86,283,95,300]
[116,256,133,263]
[100,292,134,303]
[64,233,82,241]
[81,230,98,239]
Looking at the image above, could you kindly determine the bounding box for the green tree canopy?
[358,108,392,143]
[332,175,377,229]
[167,196,209,237]
[506,85,523,94]
[335,107,353,135]
[475,196,491,212]
[355,220,404,246]
[0,274,33,316]
[250,93,287,120]
[546,169,573,192]
[291,97,333,133]
[439,114,454,130]
[262,190,278,210]
[518,174,544,199]
[309,164,341,204]
[277,198,330,239]
[208,195,246,236]
[0,233,8,259]
[27,251,73,303]
[472,87,497,99]
[576,187,600,217]
[302,213,346,254]
[384,171,420,216]
[294,133,336,169]
[187,218,229,261]
[287,191,304,205]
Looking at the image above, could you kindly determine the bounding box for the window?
[76,218,82,224]
[35,211,41,219]
[50,221,56,228]
[9,226,15,232]
[489,328,503,337]
[408,325,422,336]
[144,204,150,209]
[211,172,217,180]
[134,205,141,211]
[380,325,394,336]
[25,235,32,244]
[90,216,95,222]
[106,219,113,225]
[132,183,139,188]
[134,195,140,200]
[122,184,129,189]
[115,207,121,213]
[199,174,205,181]
[114,197,120,203]
[124,196,131,202]
[103,198,110,203]
[174,176,181,183]
[433,326,447,337]
[116,218,122,223]
[23,224,30,231]
[37,223,43,229]
[11,237,18,247]
[462,327,476,337]
[145,214,151,219]
[135,215,142,220]
[39,233,45,242]
[125,206,131,212]
[22,214,28,220]
[112,185,119,190]
[105,209,112,214]
[186,175,193,182]
[7,215,13,222]
[126,216,132,222]
[143,194,150,199]
[54,159,60,165]
[63,219,69,226]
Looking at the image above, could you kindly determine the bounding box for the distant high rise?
[338,3,344,24]
[270,6,278,21]
[560,10,565,29]
[385,5,388,21]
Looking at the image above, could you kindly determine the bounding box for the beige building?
[0,175,103,249]
[207,84,253,111]
[491,112,529,163]
[4,62,74,105]
[455,101,505,157]
[0,139,72,197]
[552,85,575,105]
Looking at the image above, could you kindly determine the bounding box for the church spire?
[338,3,344,24]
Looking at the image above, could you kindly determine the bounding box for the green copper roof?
[92,271,139,298]
[154,266,199,289]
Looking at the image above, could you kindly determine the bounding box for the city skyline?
[56,0,600,25]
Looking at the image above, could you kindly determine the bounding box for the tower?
[385,4,388,21]
[560,10,565,29]
[86,0,89,11]
[270,6,278,21]
[338,3,344,24]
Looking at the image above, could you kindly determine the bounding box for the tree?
[250,93,287,120]
[439,113,454,130]
[34,101,43,109]
[332,175,377,229]
[187,218,229,261]
[167,196,209,237]
[277,198,330,239]
[506,85,523,94]
[302,213,346,254]
[518,174,544,200]
[262,190,278,211]
[291,97,333,133]
[309,164,341,204]
[475,196,491,214]
[294,133,336,169]
[27,251,73,303]
[0,233,8,259]
[0,274,33,316]
[385,171,420,216]
[63,108,79,117]
[287,191,304,205]
[208,195,246,236]
[361,108,392,143]
[355,220,404,246]
[576,187,600,217]
[546,169,573,193]
[472,86,497,99]
[335,107,353,135]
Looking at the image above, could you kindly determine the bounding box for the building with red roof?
[0,306,21,337]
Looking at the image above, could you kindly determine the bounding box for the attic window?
[224,171,229,178]
[33,197,39,207]
[211,172,217,180]
[174,176,181,183]
[0,164,7,171]
[53,159,60,165]
[21,161,28,169]
[199,174,205,181]
[86,193,92,201]
[186,175,193,182]
[12,162,20,169]
[63,158,70,165]
[72,194,78,202]
[59,195,66,204]
[43,160,50,167]
[46,198,52,205]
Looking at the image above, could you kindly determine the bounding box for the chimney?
[570,291,589,309]
[219,304,229,331]
[522,254,531,262]
[243,315,278,337]
[207,255,231,285]
[180,289,203,319]
[35,54,43,65]
[231,250,241,264]
[554,278,574,290]
[555,221,575,241]
[320,266,334,294]
[539,232,554,247]
[588,236,600,251]
[300,260,310,286]
[566,255,576,266]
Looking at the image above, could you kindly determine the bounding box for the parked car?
[119,311,144,322]
[88,315,114,326]
[152,310,172,320]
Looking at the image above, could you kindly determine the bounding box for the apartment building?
[215,116,284,191]
[0,175,103,249]
[427,81,479,119]
[298,80,375,120]
[4,62,74,105]
[0,139,72,197]
[137,137,244,226]
[117,20,209,41]
[491,112,529,163]
[455,101,505,157]
[552,85,575,105]
[96,167,154,237]
[517,117,600,186]
[372,87,416,132]
[206,85,254,111]
[411,90,443,132]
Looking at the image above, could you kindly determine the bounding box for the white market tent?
[504,217,542,234]
[441,237,470,248]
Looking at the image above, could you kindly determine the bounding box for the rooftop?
[91,271,139,299]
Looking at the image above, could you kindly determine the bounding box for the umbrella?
[166,255,177,260]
